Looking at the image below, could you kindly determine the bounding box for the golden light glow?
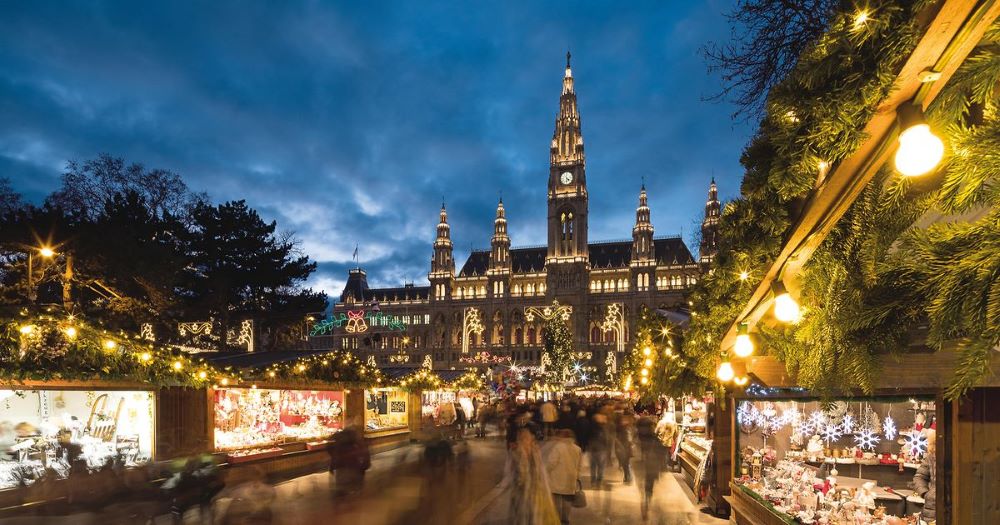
[664,348,673,357]
[172,360,183,371]
[38,247,55,258]
[19,325,35,335]
[102,339,117,350]
[297,364,306,372]
[268,371,276,378]
[716,361,735,382]
[623,375,633,391]
[772,282,800,323]
[640,368,649,377]
[660,327,669,336]
[64,326,78,339]
[734,323,754,358]
[251,384,258,389]
[640,376,649,385]
[852,10,869,30]
[734,376,749,386]
[198,370,208,380]
[644,358,653,367]
[896,123,944,176]
[642,347,651,357]
[220,377,229,386]
[139,351,152,362]
[739,271,749,281]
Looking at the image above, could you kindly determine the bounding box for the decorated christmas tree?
[542,314,574,384]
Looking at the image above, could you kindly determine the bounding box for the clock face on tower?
[560,171,573,185]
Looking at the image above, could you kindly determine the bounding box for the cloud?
[0,0,752,301]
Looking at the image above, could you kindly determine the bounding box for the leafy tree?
[0,177,23,217]
[183,200,326,350]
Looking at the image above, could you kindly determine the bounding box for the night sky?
[0,1,753,298]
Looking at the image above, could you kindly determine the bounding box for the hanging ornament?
[820,423,842,443]
[883,415,897,440]
[854,429,880,451]
[904,430,928,458]
[840,413,855,434]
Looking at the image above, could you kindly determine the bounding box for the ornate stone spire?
[551,51,584,167]
[431,202,454,276]
[490,198,511,271]
[632,184,654,263]
[700,178,721,267]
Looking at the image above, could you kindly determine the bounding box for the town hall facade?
[312,55,720,379]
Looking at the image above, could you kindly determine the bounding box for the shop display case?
[364,388,409,435]
[420,390,474,425]
[730,397,937,524]
[213,387,345,460]
[679,433,713,493]
[0,388,155,490]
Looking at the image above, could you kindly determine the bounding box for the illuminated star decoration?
[820,423,842,443]
[904,430,928,457]
[840,413,855,434]
[854,429,880,451]
[883,416,897,440]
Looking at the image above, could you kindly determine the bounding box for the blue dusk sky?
[0,1,754,297]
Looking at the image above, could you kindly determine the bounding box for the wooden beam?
[721,0,1000,351]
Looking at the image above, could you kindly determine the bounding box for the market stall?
[0,386,155,491]
[729,395,939,524]
[420,390,476,425]
[213,387,345,459]
[364,387,409,435]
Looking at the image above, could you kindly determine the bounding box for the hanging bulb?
[716,361,735,382]
[772,281,800,323]
[734,322,754,358]
[895,104,944,177]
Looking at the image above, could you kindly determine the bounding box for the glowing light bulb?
[853,10,869,30]
[734,323,754,358]
[220,377,229,386]
[172,360,183,371]
[640,368,649,377]
[895,123,944,176]
[739,271,749,281]
[139,352,152,362]
[198,370,208,380]
[642,347,651,357]
[644,358,653,367]
[64,326,78,339]
[19,325,35,335]
[640,376,649,385]
[38,247,55,258]
[102,339,117,350]
[717,361,735,382]
[772,282,800,323]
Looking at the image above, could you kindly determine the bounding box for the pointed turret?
[550,51,585,166]
[700,178,721,268]
[632,184,654,262]
[429,202,455,300]
[490,198,511,271]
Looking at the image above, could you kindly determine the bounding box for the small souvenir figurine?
[751,450,763,480]
[855,481,876,509]
[807,434,824,457]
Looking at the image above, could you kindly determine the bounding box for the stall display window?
[420,390,475,424]
[364,388,408,433]
[733,396,938,523]
[214,388,344,451]
[0,389,154,490]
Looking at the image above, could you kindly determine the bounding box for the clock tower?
[547,51,589,266]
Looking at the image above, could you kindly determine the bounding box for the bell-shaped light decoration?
[734,322,754,358]
[717,361,735,382]
[895,104,944,177]
[772,281,800,324]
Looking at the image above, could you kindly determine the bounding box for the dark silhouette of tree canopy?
[702,0,838,118]
[0,177,22,217]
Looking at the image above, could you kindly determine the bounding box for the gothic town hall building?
[314,56,720,379]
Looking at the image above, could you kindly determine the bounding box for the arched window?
[590,326,601,343]
[528,327,537,345]
[515,327,523,345]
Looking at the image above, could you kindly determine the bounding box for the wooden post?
[949,387,1000,524]
[707,393,733,518]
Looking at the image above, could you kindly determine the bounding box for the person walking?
[327,426,371,497]
[510,428,560,525]
[540,400,558,437]
[543,429,582,525]
[588,410,611,487]
[614,409,635,484]
[636,415,668,520]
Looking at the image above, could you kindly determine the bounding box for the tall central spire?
[551,50,584,166]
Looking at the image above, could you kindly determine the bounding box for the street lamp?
[25,245,56,302]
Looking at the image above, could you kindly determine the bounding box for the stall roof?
[203,349,335,368]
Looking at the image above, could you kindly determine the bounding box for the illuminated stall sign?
[310,310,407,336]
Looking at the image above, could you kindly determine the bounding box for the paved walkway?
[473,453,727,525]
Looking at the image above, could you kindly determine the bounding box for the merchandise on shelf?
[364,388,409,433]
[420,390,477,425]
[213,387,344,451]
[0,389,155,490]
[734,397,938,523]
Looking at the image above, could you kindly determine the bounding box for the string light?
[198,370,208,380]
[716,361,735,382]
[642,346,651,357]
[19,325,35,335]
[139,351,152,363]
[733,376,749,386]
[38,247,55,258]
[734,322,754,358]
[102,339,117,351]
[895,103,944,177]
[172,360,183,371]
[64,326,78,339]
[852,10,870,30]
[739,270,749,281]
[772,281,801,323]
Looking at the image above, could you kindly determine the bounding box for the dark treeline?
[0,154,326,351]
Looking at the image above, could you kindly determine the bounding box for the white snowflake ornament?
[820,423,842,443]
[904,430,928,457]
[883,416,897,440]
[854,429,880,451]
[840,413,855,434]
